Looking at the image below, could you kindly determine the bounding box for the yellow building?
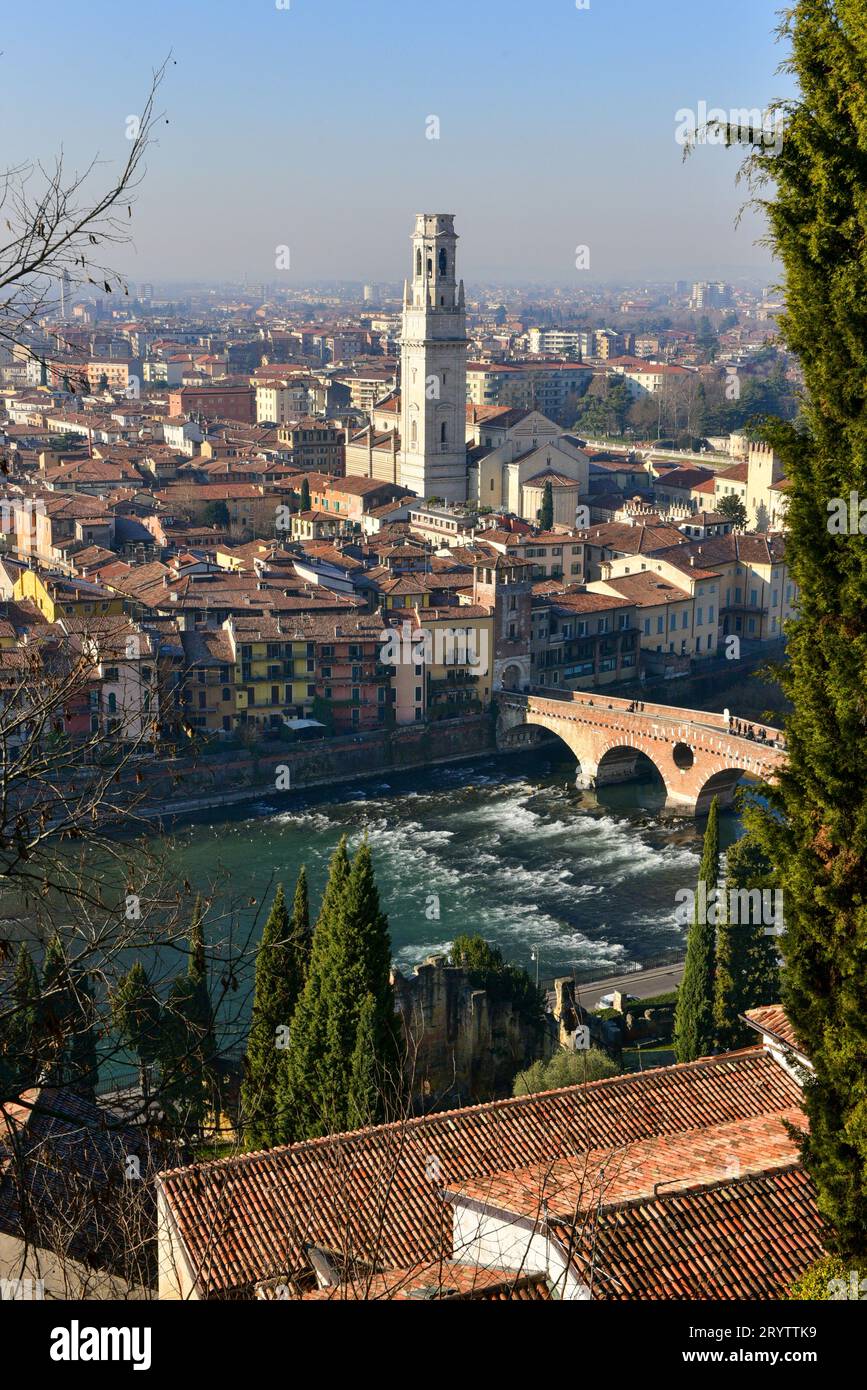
[418,605,493,716]
[14,569,124,623]
[224,616,316,728]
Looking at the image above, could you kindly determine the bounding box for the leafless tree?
[0,55,171,388]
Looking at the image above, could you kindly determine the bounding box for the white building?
[399,214,468,503]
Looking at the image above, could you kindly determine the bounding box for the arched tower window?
[416,249,422,277]
[439,248,448,277]
[440,421,448,444]
[427,257,433,278]
[411,420,418,447]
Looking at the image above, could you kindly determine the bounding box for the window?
[708,605,714,623]
[696,607,703,626]
[643,618,651,636]
[656,616,664,634]
[439,248,447,276]
[682,611,688,629]
[415,686,422,701]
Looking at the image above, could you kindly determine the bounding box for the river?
[168,745,743,1007]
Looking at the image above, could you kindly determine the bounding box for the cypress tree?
[323,840,397,1126]
[275,838,351,1141]
[718,0,867,1256]
[674,797,719,1062]
[275,838,397,1141]
[346,992,380,1131]
[159,902,218,1139]
[539,479,554,531]
[69,973,98,1101]
[188,895,207,990]
[299,476,311,513]
[39,935,75,1086]
[113,961,162,1112]
[242,876,309,1149]
[714,824,781,1052]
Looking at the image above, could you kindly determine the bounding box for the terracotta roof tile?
[158,1050,802,1299]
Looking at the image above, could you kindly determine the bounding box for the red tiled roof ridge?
[158,1046,767,1182]
[582,1157,807,1220]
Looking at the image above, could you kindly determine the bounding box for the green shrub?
[513,1048,619,1096]
[789,1256,867,1301]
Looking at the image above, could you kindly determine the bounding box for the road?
[574,962,684,1012]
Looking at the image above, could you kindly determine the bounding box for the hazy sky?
[1,0,793,287]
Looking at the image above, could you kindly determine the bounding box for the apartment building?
[225,611,392,734]
[589,569,719,668]
[277,421,345,475]
[167,384,256,424]
[419,604,493,716]
[179,628,236,734]
[14,568,125,623]
[531,589,639,690]
[254,379,310,425]
[63,616,156,743]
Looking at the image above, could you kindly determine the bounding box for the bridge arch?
[694,766,758,817]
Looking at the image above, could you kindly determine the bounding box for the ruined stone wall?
[393,956,553,1108]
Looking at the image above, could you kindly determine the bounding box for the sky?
[0,0,794,288]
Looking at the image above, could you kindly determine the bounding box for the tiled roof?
[457,1108,806,1217]
[565,1165,823,1300]
[744,1006,807,1055]
[158,1049,801,1299]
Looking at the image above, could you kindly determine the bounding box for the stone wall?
[392,955,554,1107]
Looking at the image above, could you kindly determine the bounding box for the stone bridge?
[496,689,787,814]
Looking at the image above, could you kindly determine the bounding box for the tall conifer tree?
[674,798,719,1062]
[714,826,781,1051]
[719,0,867,1255]
[0,944,40,1094]
[275,838,351,1141]
[242,874,310,1149]
[275,838,397,1141]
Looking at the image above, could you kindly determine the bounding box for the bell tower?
[399,213,468,503]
